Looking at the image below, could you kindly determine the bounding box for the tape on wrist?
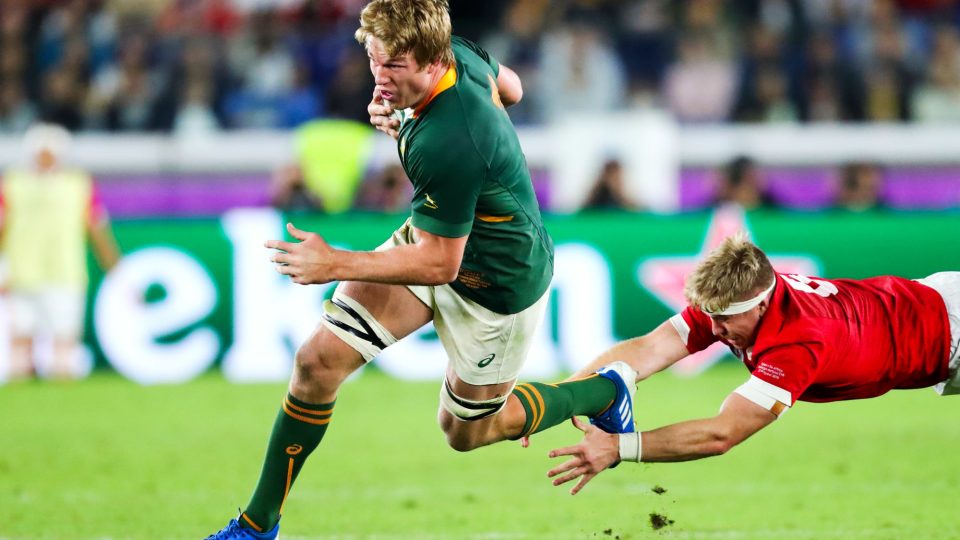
[618,432,642,463]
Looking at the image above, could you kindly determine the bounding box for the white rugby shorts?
[916,272,960,395]
[7,287,85,340]
[322,218,548,386]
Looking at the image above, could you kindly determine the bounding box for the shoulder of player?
[754,317,828,358]
[404,99,485,160]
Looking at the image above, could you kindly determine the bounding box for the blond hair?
[684,234,775,313]
[355,0,454,67]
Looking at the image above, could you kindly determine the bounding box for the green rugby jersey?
[397,36,554,314]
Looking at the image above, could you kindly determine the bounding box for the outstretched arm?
[547,393,777,495]
[569,320,691,382]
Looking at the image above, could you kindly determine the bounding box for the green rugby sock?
[240,394,334,532]
[512,375,617,437]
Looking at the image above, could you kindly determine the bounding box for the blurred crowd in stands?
[4,0,960,135]
[3,0,959,214]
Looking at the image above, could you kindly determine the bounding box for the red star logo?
[638,206,820,375]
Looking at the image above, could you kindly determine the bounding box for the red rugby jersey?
[674,273,951,404]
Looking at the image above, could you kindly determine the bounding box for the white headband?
[702,279,776,316]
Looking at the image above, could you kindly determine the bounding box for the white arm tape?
[618,432,642,463]
[734,375,792,416]
[668,313,691,345]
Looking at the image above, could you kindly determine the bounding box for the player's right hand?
[368,90,400,140]
[546,417,620,495]
[266,223,338,285]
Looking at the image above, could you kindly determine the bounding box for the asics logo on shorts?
[477,353,495,368]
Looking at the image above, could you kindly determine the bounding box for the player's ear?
[425,59,442,74]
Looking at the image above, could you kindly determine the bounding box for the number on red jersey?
[781,274,839,298]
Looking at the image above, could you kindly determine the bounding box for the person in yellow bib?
[0,123,120,380]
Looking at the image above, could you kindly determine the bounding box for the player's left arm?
[547,393,777,495]
[630,392,777,462]
[268,222,467,286]
[453,35,522,108]
[496,64,523,107]
[86,186,120,271]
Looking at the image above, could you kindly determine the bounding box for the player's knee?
[435,378,514,451]
[292,339,353,391]
[446,434,481,453]
[438,418,485,452]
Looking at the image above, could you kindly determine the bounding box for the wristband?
[618,432,642,462]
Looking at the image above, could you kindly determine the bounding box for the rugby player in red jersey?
[547,234,960,495]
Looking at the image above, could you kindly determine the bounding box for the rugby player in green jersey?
[207,2,636,538]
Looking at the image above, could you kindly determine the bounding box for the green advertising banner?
[4,207,958,384]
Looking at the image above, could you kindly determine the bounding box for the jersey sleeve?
[669,306,719,353]
[734,375,793,416]
[452,35,499,76]
[407,136,484,238]
[748,344,822,405]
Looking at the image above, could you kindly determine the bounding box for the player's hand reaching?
[547,417,620,495]
[266,223,338,285]
[368,90,400,140]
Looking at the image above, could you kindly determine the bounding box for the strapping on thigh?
[320,293,398,362]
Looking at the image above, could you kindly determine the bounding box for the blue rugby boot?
[205,513,279,540]
[589,361,638,434]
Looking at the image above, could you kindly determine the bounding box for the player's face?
[34,147,58,171]
[708,302,767,349]
[367,37,438,110]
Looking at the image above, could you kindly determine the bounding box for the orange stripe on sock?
[514,384,541,437]
[284,398,333,418]
[240,513,263,532]
[279,457,294,515]
[597,397,615,415]
[562,373,600,384]
[526,385,548,434]
[283,403,332,425]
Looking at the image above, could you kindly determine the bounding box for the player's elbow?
[503,85,522,107]
[704,429,739,457]
[497,66,523,107]
[424,261,460,285]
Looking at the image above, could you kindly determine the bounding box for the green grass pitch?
[2,362,959,539]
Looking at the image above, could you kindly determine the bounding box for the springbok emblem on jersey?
[487,73,504,110]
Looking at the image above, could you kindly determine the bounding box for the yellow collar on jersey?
[412,65,457,118]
